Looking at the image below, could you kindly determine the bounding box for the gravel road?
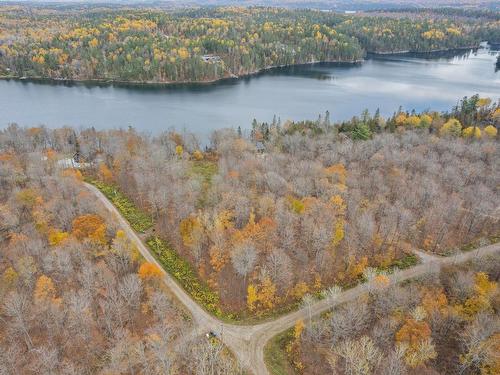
[86,182,500,375]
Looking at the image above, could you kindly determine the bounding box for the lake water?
[1,48,498,135]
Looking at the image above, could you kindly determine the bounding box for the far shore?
[0,45,486,88]
[0,58,364,88]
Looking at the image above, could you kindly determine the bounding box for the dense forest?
[284,255,500,375]
[0,5,498,83]
[1,96,498,320]
[1,3,498,374]
[0,149,241,373]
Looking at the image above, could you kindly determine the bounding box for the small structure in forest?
[201,54,221,63]
[255,141,266,153]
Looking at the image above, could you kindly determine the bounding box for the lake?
[1,47,499,135]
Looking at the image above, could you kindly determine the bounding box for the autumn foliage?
[72,214,107,243]
[138,262,163,281]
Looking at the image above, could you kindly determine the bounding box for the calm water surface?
[1,48,499,135]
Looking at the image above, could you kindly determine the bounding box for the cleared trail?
[86,182,500,375]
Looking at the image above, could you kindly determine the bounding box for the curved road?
[85,182,500,375]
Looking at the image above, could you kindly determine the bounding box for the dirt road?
[85,182,500,375]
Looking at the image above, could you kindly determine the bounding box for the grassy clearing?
[189,160,218,208]
[146,236,232,319]
[264,329,296,375]
[384,253,419,272]
[87,178,153,233]
[190,160,218,183]
[459,234,500,253]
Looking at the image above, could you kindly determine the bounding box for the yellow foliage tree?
[258,277,277,310]
[175,145,184,156]
[395,113,407,126]
[484,125,497,138]
[332,218,345,247]
[480,333,500,375]
[16,189,42,208]
[2,267,19,290]
[290,198,305,214]
[461,294,491,318]
[347,256,368,280]
[462,126,481,139]
[439,118,462,137]
[179,216,202,247]
[214,210,234,231]
[405,115,421,127]
[48,229,69,246]
[178,47,189,59]
[420,114,433,128]
[294,319,305,339]
[475,272,497,296]
[247,278,278,312]
[422,29,445,39]
[454,274,497,318]
[247,283,258,311]
[477,98,491,108]
[292,281,309,299]
[330,194,346,214]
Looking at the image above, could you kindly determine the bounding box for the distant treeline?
[0,5,498,83]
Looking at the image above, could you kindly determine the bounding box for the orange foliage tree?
[138,262,163,281]
[98,163,113,183]
[395,317,436,367]
[72,214,107,244]
[34,275,56,304]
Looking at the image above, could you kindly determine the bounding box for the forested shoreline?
[1,2,499,373]
[0,5,498,84]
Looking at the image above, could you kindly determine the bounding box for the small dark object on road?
[206,331,218,339]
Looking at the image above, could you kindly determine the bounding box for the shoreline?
[0,45,492,88]
[0,45,482,88]
[0,58,364,89]
[367,45,480,56]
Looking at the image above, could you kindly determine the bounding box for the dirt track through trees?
[86,182,500,375]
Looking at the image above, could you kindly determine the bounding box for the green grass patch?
[146,236,234,319]
[189,160,218,208]
[387,253,419,271]
[190,160,218,182]
[264,328,297,375]
[87,179,153,233]
[460,234,500,253]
